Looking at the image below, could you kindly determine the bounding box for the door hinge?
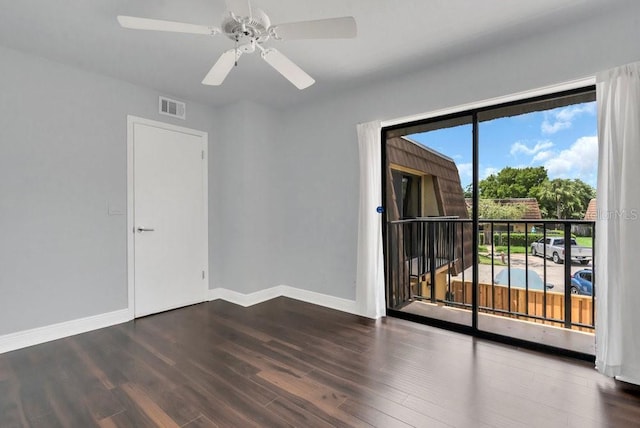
[201,150,205,160]
[202,270,205,279]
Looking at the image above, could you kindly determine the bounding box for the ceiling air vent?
[159,96,186,120]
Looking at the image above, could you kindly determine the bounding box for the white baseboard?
[280,286,360,315]
[0,308,131,354]
[1,286,360,355]
[208,285,361,316]
[208,286,286,307]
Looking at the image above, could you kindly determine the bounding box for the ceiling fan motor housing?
[222,8,271,49]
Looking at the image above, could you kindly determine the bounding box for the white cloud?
[482,167,499,179]
[457,162,472,180]
[510,140,554,156]
[544,136,598,184]
[531,150,554,163]
[456,164,496,182]
[541,120,571,134]
[541,102,596,135]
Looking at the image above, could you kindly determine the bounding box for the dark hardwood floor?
[1,297,639,427]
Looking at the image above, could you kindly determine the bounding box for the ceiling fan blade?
[117,16,218,35]
[261,49,315,90]
[271,17,357,40]
[202,49,242,86]
[225,0,252,19]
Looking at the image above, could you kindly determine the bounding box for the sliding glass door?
[382,86,597,355]
[383,115,475,327]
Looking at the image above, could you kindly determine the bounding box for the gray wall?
[269,3,640,301]
[2,2,640,337]
[0,46,218,335]
[209,101,284,294]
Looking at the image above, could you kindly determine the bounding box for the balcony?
[385,218,595,355]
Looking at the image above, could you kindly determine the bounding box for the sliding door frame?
[381,85,596,360]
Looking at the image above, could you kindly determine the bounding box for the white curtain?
[355,121,386,319]
[596,61,640,385]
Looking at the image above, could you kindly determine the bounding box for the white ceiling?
[0,0,618,108]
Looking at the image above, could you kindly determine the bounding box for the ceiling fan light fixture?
[117,1,356,89]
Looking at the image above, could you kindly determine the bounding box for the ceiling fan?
[117,0,357,90]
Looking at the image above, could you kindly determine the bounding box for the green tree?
[536,179,595,219]
[463,184,473,198]
[571,179,597,217]
[477,199,527,219]
[478,166,548,198]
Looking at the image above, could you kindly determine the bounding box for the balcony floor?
[0,297,638,427]
[401,299,595,355]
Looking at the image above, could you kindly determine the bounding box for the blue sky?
[408,101,598,190]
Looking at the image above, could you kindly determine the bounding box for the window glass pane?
[477,89,596,351]
[383,87,596,355]
[384,116,474,326]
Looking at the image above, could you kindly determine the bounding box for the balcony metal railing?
[386,218,596,331]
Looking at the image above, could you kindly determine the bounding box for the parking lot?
[455,252,592,294]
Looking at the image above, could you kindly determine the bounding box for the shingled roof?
[466,198,542,220]
[387,137,468,220]
[386,136,471,275]
[584,198,597,220]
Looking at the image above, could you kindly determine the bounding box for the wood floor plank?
[402,394,525,428]
[306,367,409,407]
[174,360,291,427]
[0,297,639,428]
[187,357,277,406]
[28,415,66,428]
[258,369,349,413]
[0,356,12,382]
[120,383,180,428]
[109,386,162,428]
[116,324,177,367]
[0,380,30,427]
[176,383,260,428]
[54,340,124,422]
[255,369,373,427]
[67,337,115,390]
[307,369,460,428]
[263,338,415,408]
[265,397,337,428]
[131,384,203,427]
[338,398,424,428]
[182,415,220,427]
[96,414,121,428]
[3,372,53,422]
[43,379,99,428]
[218,338,311,378]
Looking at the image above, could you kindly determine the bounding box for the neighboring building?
[387,137,469,221]
[572,198,597,236]
[584,198,597,220]
[385,136,472,279]
[466,197,542,232]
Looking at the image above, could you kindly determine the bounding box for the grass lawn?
[478,254,507,266]
[575,236,593,248]
[494,245,527,254]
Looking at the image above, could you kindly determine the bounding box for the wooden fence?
[450,280,594,332]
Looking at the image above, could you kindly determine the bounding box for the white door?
[129,117,208,317]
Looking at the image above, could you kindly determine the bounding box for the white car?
[530,237,592,265]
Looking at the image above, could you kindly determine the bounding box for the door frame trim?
[126,115,209,319]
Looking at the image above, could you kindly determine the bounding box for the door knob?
[136,227,155,233]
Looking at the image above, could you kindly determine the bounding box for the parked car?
[530,237,592,265]
[571,269,593,295]
[494,268,554,291]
